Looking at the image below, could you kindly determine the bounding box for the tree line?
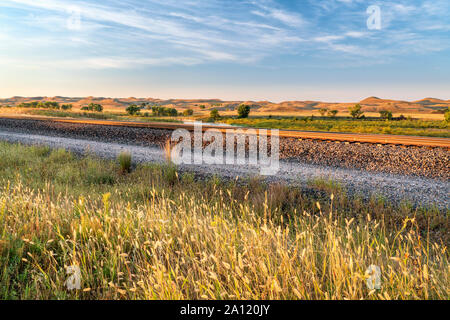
[16,101,73,110]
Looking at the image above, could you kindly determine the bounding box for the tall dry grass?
[0,142,448,300]
[0,181,448,300]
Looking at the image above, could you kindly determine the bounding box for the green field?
[0,106,448,138]
[222,117,450,138]
[0,142,448,300]
[21,109,182,124]
[4,108,449,138]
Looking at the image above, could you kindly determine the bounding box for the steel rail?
[0,115,449,148]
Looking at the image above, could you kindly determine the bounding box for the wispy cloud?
[0,0,449,70]
[1,0,310,68]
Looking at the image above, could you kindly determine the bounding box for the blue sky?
[0,0,449,102]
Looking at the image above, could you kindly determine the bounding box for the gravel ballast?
[0,118,448,180]
[0,118,448,209]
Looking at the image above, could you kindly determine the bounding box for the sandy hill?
[0,96,448,114]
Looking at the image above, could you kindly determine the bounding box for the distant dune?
[1,96,449,114]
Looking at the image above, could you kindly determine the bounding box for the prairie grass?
[11,108,449,137]
[223,117,450,138]
[0,142,448,300]
[117,152,132,174]
[21,109,182,124]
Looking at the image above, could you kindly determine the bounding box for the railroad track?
[0,115,449,148]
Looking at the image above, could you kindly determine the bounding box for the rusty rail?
[0,115,449,148]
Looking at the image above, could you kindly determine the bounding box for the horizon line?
[1,95,449,104]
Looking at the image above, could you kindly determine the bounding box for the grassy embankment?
[31,110,450,138]
[24,109,183,124]
[0,108,182,124]
[1,106,448,137]
[0,142,448,300]
[222,117,450,138]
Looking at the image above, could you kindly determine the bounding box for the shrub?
[327,110,338,118]
[82,103,103,112]
[169,108,178,117]
[61,104,73,110]
[183,109,194,116]
[319,108,328,117]
[199,105,206,109]
[237,104,251,118]
[379,110,393,120]
[445,109,450,123]
[210,109,220,121]
[44,101,60,109]
[349,104,364,119]
[118,151,132,173]
[126,105,141,115]
[92,103,103,112]
[151,106,178,117]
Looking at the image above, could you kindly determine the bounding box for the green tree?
[349,104,364,119]
[379,110,393,120]
[237,104,251,119]
[319,108,328,117]
[149,106,178,116]
[183,109,194,116]
[151,106,159,116]
[169,108,178,117]
[83,103,103,112]
[126,104,140,115]
[61,104,73,110]
[42,101,60,109]
[445,108,450,123]
[210,109,220,121]
[327,110,338,118]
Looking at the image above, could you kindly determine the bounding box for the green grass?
[20,109,450,137]
[24,109,118,120]
[222,117,450,138]
[117,152,132,173]
[0,142,448,300]
[23,109,182,124]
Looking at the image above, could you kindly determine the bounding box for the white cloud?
[0,0,448,70]
[314,35,344,43]
[345,31,366,38]
[250,1,305,27]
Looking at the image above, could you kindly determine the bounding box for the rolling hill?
[1,96,449,114]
